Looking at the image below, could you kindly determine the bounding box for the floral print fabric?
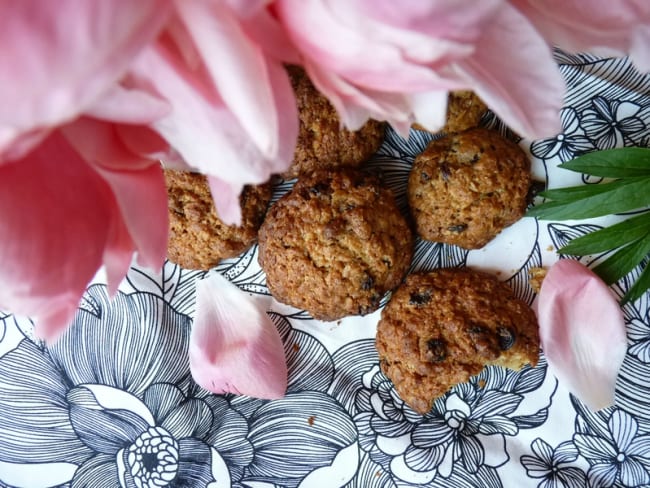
[2,52,650,487]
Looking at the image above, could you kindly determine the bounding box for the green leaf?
[559,147,650,178]
[527,177,650,220]
[558,212,650,255]
[622,262,650,304]
[592,237,650,284]
[539,177,638,201]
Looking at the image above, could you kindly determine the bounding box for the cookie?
[413,90,487,134]
[165,169,272,270]
[258,168,414,321]
[408,127,531,249]
[376,268,539,414]
[283,66,385,179]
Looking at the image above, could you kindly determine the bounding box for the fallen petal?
[536,259,627,411]
[189,273,288,399]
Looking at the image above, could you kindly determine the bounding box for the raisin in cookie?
[166,169,272,270]
[258,168,413,321]
[283,66,385,179]
[376,268,539,414]
[408,127,531,249]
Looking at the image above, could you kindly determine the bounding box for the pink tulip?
[0,130,168,342]
[190,272,288,399]
[126,0,299,224]
[512,0,650,72]
[274,0,565,139]
[0,0,171,160]
[536,260,627,411]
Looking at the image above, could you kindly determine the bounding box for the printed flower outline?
[530,107,594,161]
[330,340,551,486]
[403,383,521,482]
[574,409,650,487]
[0,284,252,487]
[627,317,650,363]
[581,97,646,149]
[521,438,588,488]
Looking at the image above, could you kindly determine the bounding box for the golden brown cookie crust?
[408,127,531,249]
[283,66,385,179]
[165,170,272,270]
[258,169,414,321]
[376,268,539,414]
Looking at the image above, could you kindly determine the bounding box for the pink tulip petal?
[85,85,170,125]
[0,128,49,163]
[513,0,650,71]
[207,177,244,227]
[0,0,171,146]
[189,272,288,399]
[115,125,173,162]
[305,63,413,132]
[174,0,279,158]
[240,8,301,63]
[275,0,498,92]
[61,119,169,273]
[0,132,114,341]
[93,164,168,272]
[129,42,296,184]
[409,90,449,133]
[223,0,273,18]
[102,217,136,298]
[448,3,564,140]
[537,259,627,411]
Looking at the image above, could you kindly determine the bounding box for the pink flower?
[119,0,298,225]
[512,0,650,72]
[190,272,288,399]
[0,0,172,160]
[536,259,627,411]
[274,0,565,139]
[0,0,299,348]
[0,128,168,342]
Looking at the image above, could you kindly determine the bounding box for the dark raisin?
[361,274,374,291]
[421,171,431,182]
[426,339,447,362]
[308,182,330,196]
[409,290,431,306]
[526,180,546,208]
[370,293,381,306]
[497,326,516,350]
[471,154,480,164]
[440,163,451,181]
[447,224,468,233]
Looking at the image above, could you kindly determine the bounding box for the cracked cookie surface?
[166,170,272,270]
[258,169,413,321]
[283,66,385,179]
[376,268,539,414]
[408,127,530,249]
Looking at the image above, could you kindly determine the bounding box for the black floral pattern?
[3,52,650,488]
[521,438,588,488]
